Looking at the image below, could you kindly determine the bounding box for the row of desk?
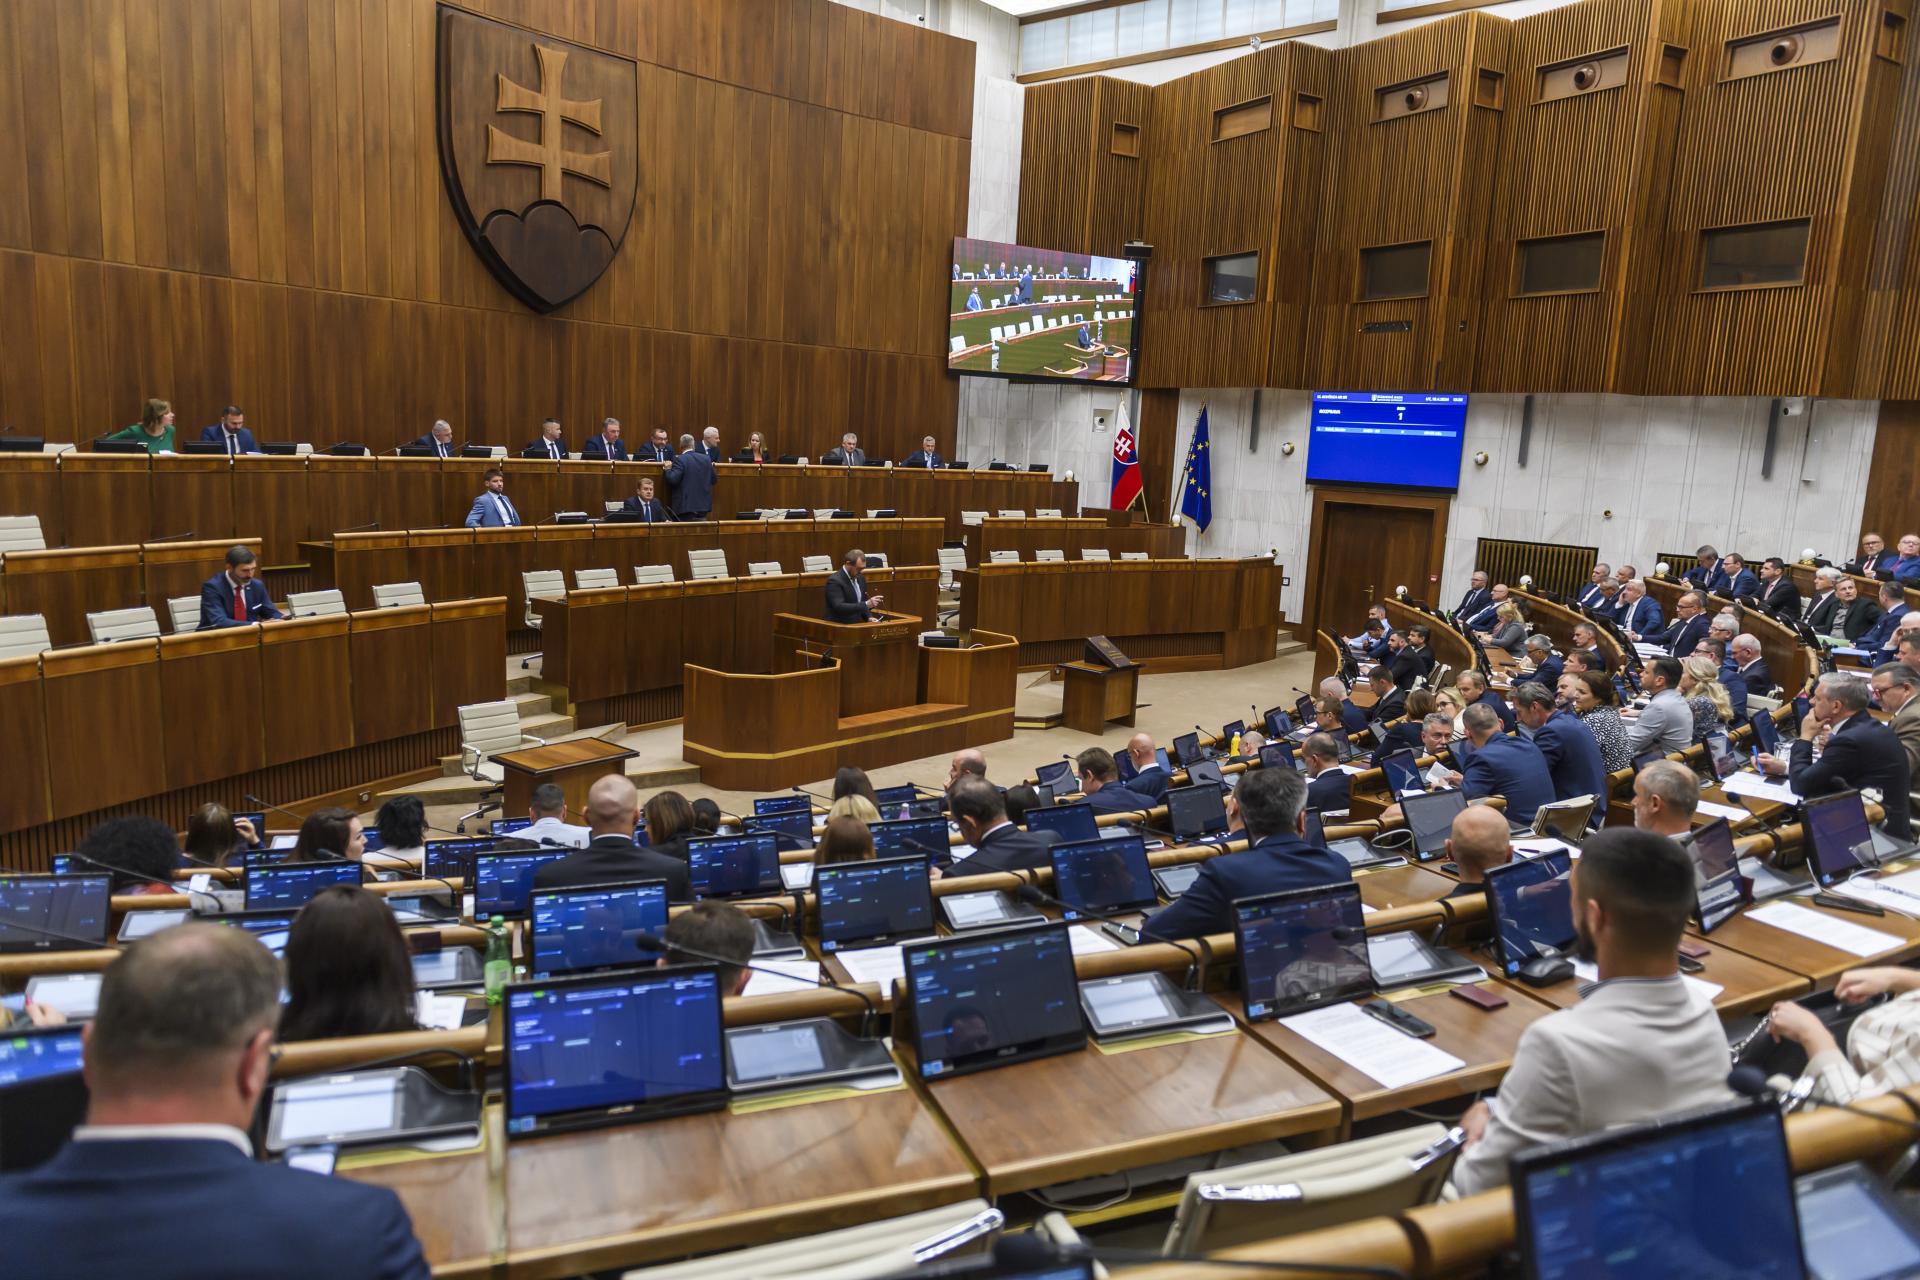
[955,558,1282,669]
[0,538,257,648]
[0,454,1078,563]
[1643,575,1816,693]
[973,516,1184,562]
[0,597,506,858]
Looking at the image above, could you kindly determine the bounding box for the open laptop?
[1805,789,1915,889]
[1025,802,1100,845]
[1796,1163,1920,1280]
[1512,1100,1805,1280]
[1051,835,1156,940]
[870,816,951,863]
[244,860,362,912]
[215,909,298,957]
[503,965,729,1138]
[1034,759,1075,793]
[1220,719,1246,748]
[527,879,670,978]
[1686,818,1745,933]
[744,809,815,850]
[1379,749,1424,801]
[902,925,1087,1079]
[1259,741,1296,771]
[1401,789,1469,863]
[423,837,499,883]
[489,817,534,837]
[1484,851,1577,979]
[0,874,111,953]
[816,856,935,953]
[470,849,571,918]
[1165,783,1230,842]
[1703,731,1741,783]
[1308,810,1405,872]
[752,795,813,817]
[0,1024,88,1172]
[873,784,920,807]
[1151,862,1202,900]
[686,833,782,898]
[1171,732,1207,769]
[1261,707,1293,739]
[1186,758,1228,790]
[1233,882,1374,1022]
[1750,710,1782,756]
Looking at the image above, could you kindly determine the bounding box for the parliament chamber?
[5,0,1920,1278]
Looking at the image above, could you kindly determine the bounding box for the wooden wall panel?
[1860,400,1920,543]
[1018,79,1099,254]
[0,0,972,463]
[1870,24,1920,400]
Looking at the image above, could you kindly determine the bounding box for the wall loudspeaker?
[1571,62,1601,90]
[1404,86,1428,111]
[1770,34,1804,66]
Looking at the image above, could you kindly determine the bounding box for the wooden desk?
[503,1077,975,1279]
[1382,599,1476,680]
[1704,900,1920,990]
[920,1017,1341,1197]
[1515,944,1811,1019]
[1059,660,1139,733]
[1236,986,1551,1126]
[340,1127,500,1280]
[0,544,143,645]
[773,610,922,718]
[494,738,637,818]
[1354,864,1461,912]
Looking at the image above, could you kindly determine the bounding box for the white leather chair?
[622,1201,1003,1280]
[988,550,1019,564]
[747,561,782,577]
[0,614,52,660]
[86,606,160,644]
[1034,508,1063,518]
[1034,549,1064,562]
[520,570,566,670]
[165,596,201,634]
[960,510,988,527]
[936,546,968,589]
[287,589,347,618]
[454,699,547,831]
[633,564,675,586]
[575,568,619,591]
[997,509,1026,518]
[801,555,833,574]
[688,549,730,580]
[372,581,426,609]
[0,515,46,562]
[1120,551,1149,561]
[1081,548,1111,562]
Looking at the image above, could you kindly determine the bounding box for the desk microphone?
[149,530,197,542]
[630,931,880,1038]
[789,784,835,808]
[336,520,381,533]
[989,1228,1409,1278]
[63,850,225,912]
[897,837,957,870]
[1727,1064,1920,1136]
[1010,882,1210,988]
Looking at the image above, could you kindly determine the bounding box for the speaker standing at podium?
[825,549,884,622]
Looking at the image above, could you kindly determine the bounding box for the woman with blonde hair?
[827,794,880,826]
[1679,655,1733,742]
[1482,601,1527,658]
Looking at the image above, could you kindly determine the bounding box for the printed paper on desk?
[834,945,906,990]
[414,993,467,1031]
[1572,961,1722,1004]
[1747,901,1903,957]
[741,959,821,998]
[1067,925,1122,956]
[1277,1002,1465,1089]
[1830,878,1920,919]
[946,843,977,863]
[1515,838,1576,860]
[1720,772,1801,806]
[1696,800,1751,823]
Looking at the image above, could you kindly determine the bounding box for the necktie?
[500,495,517,525]
[643,502,651,524]
[227,433,237,457]
[548,441,557,459]
[234,584,246,623]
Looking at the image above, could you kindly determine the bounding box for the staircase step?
[628,761,702,789]
[511,690,554,717]
[505,673,534,696]
[518,711,576,738]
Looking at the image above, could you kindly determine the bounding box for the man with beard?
[1447,827,1733,1195]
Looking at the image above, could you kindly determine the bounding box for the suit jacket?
[821,446,867,466]
[1453,587,1492,623]
[1531,710,1609,804]
[1086,783,1152,814]
[1656,612,1710,658]
[582,435,631,461]
[464,491,520,528]
[1889,698,1920,786]
[1724,569,1759,599]
[531,835,693,900]
[1787,712,1913,839]
[1683,564,1725,592]
[1460,732,1557,822]
[411,434,454,458]
[631,442,673,463]
[198,572,283,630]
[1857,604,1908,654]
[0,1135,429,1279]
[1340,700,1371,734]
[1370,721,1427,768]
[1121,763,1169,803]
[1626,688,1694,757]
[1384,647,1425,691]
[1142,834,1352,941]
[521,436,566,460]
[702,444,723,463]
[1474,687,1518,733]
[1530,655,1564,693]
[664,449,716,516]
[901,450,945,469]
[944,822,1055,878]
[1737,656,1774,697]
[1885,556,1920,586]
[620,495,672,522]
[1466,602,1501,631]
[1575,584,1609,609]
[1756,577,1801,618]
[1614,595,1662,636]
[1372,688,1408,724]
[1848,550,1895,578]
[198,424,259,454]
[824,569,874,623]
[1823,598,1884,643]
[1306,769,1351,813]
[1716,668,1750,726]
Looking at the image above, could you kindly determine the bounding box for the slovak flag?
[1109,400,1143,511]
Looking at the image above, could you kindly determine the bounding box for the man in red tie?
[197,545,284,630]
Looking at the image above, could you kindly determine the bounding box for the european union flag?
[1177,406,1213,533]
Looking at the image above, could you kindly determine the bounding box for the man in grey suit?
[664,434,716,520]
[1625,656,1693,756]
[821,432,866,466]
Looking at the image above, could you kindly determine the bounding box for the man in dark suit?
[1755,557,1801,618]
[1316,677,1367,734]
[1366,667,1407,725]
[522,417,566,460]
[1456,670,1517,733]
[825,548,883,622]
[1847,532,1893,578]
[1456,702,1557,823]
[700,427,723,463]
[1075,747,1153,815]
[1719,552,1759,600]
[902,435,945,469]
[1117,732,1169,803]
[821,432,866,466]
[198,545,283,629]
[1758,672,1913,839]
[621,476,672,523]
[1452,570,1492,626]
[1613,579,1662,638]
[1142,767,1350,941]
[630,427,672,463]
[1464,583,1511,632]
[0,922,430,1279]
[944,776,1056,877]
[1523,635,1563,692]
[411,419,455,458]
[531,776,693,899]
[1819,576,1883,644]
[582,418,629,461]
[198,406,259,455]
[1301,734,1351,812]
[1682,545,1725,593]
[665,434,716,520]
[1730,634,1773,698]
[1856,582,1908,654]
[1383,630,1425,691]
[1513,683,1607,806]
[1654,590,1711,657]
[1576,563,1612,610]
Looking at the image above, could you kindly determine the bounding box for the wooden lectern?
[771,611,922,717]
[493,738,637,820]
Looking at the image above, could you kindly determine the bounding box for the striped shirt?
[1805,991,1920,1104]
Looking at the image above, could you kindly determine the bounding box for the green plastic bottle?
[483,915,511,1005]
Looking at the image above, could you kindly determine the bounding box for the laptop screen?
[217,910,296,957]
[489,817,534,837]
[235,812,267,848]
[1513,1101,1804,1280]
[1165,784,1228,840]
[1689,818,1738,884]
[903,926,1086,1078]
[423,837,498,883]
[816,856,934,951]
[1026,803,1100,845]
[1294,695,1317,726]
[244,861,362,912]
[1186,759,1227,790]
[1234,883,1373,1022]
[1797,1167,1920,1280]
[1172,732,1203,768]
[1380,749,1423,800]
[1805,791,1879,888]
[873,784,920,807]
[1263,707,1292,739]
[1035,760,1074,791]
[686,834,781,898]
[0,1026,86,1086]
[743,810,814,849]
[1751,711,1781,756]
[1631,748,1668,773]
[1050,836,1155,917]
[1221,719,1246,745]
[504,966,727,1134]
[752,795,812,817]
[1401,790,1468,859]
[870,817,950,862]
[471,850,571,917]
[1260,741,1294,771]
[528,880,670,978]
[1486,851,1577,977]
[0,874,111,951]
[1704,732,1740,782]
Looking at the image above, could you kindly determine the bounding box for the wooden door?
[1305,490,1450,635]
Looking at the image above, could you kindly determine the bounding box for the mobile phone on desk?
[1812,891,1884,917]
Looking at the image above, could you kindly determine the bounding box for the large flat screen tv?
[1306,392,1469,492]
[948,237,1137,384]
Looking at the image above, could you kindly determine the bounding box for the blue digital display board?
[1307,392,1469,491]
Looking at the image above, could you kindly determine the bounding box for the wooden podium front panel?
[1146,561,1198,636]
[472,527,539,627]
[1187,560,1238,629]
[628,585,686,695]
[733,575,800,674]
[875,566,939,624]
[326,532,411,610]
[0,656,53,833]
[542,588,629,703]
[232,455,310,565]
[375,458,444,536]
[681,580,738,674]
[553,459,614,519]
[0,455,63,549]
[1016,561,1078,643]
[531,523,596,590]
[143,539,256,611]
[500,458,557,531]
[159,627,266,789]
[844,467,892,517]
[348,606,432,744]
[440,460,496,529]
[58,453,151,549]
[1106,559,1154,631]
[149,457,234,545]
[0,546,143,646]
[304,455,379,547]
[1060,661,1138,734]
[407,528,475,604]
[260,615,355,765]
[430,598,507,727]
[43,641,165,818]
[1236,560,1283,629]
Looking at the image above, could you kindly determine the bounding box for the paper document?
[741,959,822,998]
[1720,771,1800,805]
[1830,876,1920,919]
[1747,901,1902,957]
[1515,838,1576,860]
[414,992,468,1031]
[1696,800,1751,823]
[779,863,815,891]
[834,945,907,990]
[1336,764,1368,776]
[946,843,978,863]
[1276,1002,1466,1089]
[1571,961,1722,1004]
[1067,925,1122,955]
